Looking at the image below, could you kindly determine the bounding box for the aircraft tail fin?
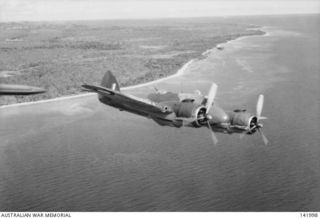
[101,70,120,91]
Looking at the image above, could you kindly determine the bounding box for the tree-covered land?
[0,18,264,105]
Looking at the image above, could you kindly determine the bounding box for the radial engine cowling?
[173,102,206,127]
[230,111,257,134]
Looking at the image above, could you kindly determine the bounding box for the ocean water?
[0,15,319,211]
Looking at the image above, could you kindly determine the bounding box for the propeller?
[205,83,218,114]
[255,94,268,145]
[207,121,218,145]
[258,128,269,145]
[175,83,219,145]
[175,83,218,124]
[239,94,268,145]
[256,94,267,120]
[205,83,218,145]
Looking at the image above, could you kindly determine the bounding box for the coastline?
[0,27,267,109]
[0,59,195,109]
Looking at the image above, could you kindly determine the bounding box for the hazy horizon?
[1,0,319,22]
[1,13,319,24]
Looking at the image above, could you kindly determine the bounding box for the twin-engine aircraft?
[82,71,268,145]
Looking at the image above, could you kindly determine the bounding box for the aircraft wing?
[0,84,46,95]
[82,84,172,114]
[82,84,116,95]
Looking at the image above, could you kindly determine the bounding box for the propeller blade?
[258,116,268,120]
[207,121,218,145]
[256,94,264,119]
[182,119,190,127]
[205,83,218,113]
[211,131,218,145]
[258,128,269,145]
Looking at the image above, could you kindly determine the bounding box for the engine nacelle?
[173,102,206,127]
[229,111,257,134]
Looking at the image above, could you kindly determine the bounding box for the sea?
[0,14,319,211]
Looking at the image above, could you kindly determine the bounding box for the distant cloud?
[0,0,319,22]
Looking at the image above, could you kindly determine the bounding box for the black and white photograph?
[0,0,319,217]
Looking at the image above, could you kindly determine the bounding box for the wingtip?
[81,84,94,92]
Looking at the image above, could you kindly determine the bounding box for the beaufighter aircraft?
[82,71,268,145]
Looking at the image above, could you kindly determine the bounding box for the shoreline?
[0,59,195,109]
[0,27,268,109]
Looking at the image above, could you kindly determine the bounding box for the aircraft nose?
[208,105,230,124]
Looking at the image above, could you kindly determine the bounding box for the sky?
[0,0,319,22]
